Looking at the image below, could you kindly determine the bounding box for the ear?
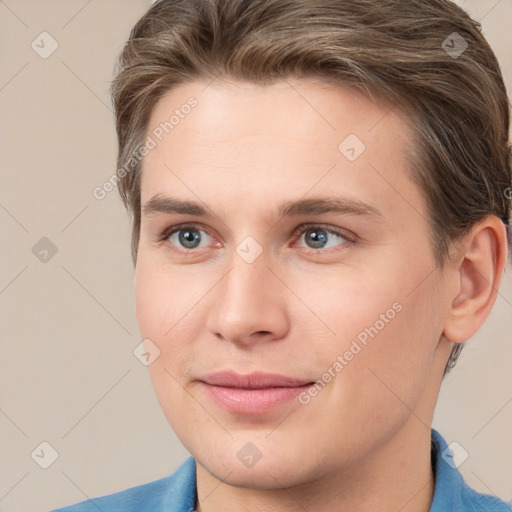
[443,215,509,344]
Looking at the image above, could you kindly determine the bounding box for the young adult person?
[53,0,511,510]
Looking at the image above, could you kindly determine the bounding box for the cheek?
[134,264,194,430]
[342,281,442,421]
[134,258,197,340]
[134,260,160,337]
[305,263,443,414]
[134,258,201,389]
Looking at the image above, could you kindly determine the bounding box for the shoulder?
[459,487,512,512]
[50,456,196,512]
[430,429,509,512]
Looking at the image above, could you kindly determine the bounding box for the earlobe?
[442,216,508,344]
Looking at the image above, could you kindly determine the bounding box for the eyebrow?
[142,195,385,221]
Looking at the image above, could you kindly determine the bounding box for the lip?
[200,371,313,388]
[198,371,315,415]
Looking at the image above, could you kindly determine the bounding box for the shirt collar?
[429,428,465,511]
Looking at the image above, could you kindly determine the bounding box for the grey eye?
[169,227,211,249]
[304,228,329,249]
[299,227,347,250]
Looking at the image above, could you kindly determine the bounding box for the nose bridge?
[224,229,273,298]
[221,249,274,320]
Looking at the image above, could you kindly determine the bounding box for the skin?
[134,77,508,512]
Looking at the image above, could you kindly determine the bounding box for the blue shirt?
[51,429,510,512]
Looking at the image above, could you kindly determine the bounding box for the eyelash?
[158,222,357,254]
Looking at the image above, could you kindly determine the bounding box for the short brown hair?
[110,0,511,373]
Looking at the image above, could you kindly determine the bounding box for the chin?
[206,458,310,489]
[193,440,323,490]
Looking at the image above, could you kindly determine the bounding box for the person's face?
[135,78,453,487]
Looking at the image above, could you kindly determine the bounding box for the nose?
[206,251,290,347]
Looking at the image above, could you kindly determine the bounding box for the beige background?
[0,1,511,511]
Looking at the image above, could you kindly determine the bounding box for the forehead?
[140,78,423,226]
[146,77,408,151]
